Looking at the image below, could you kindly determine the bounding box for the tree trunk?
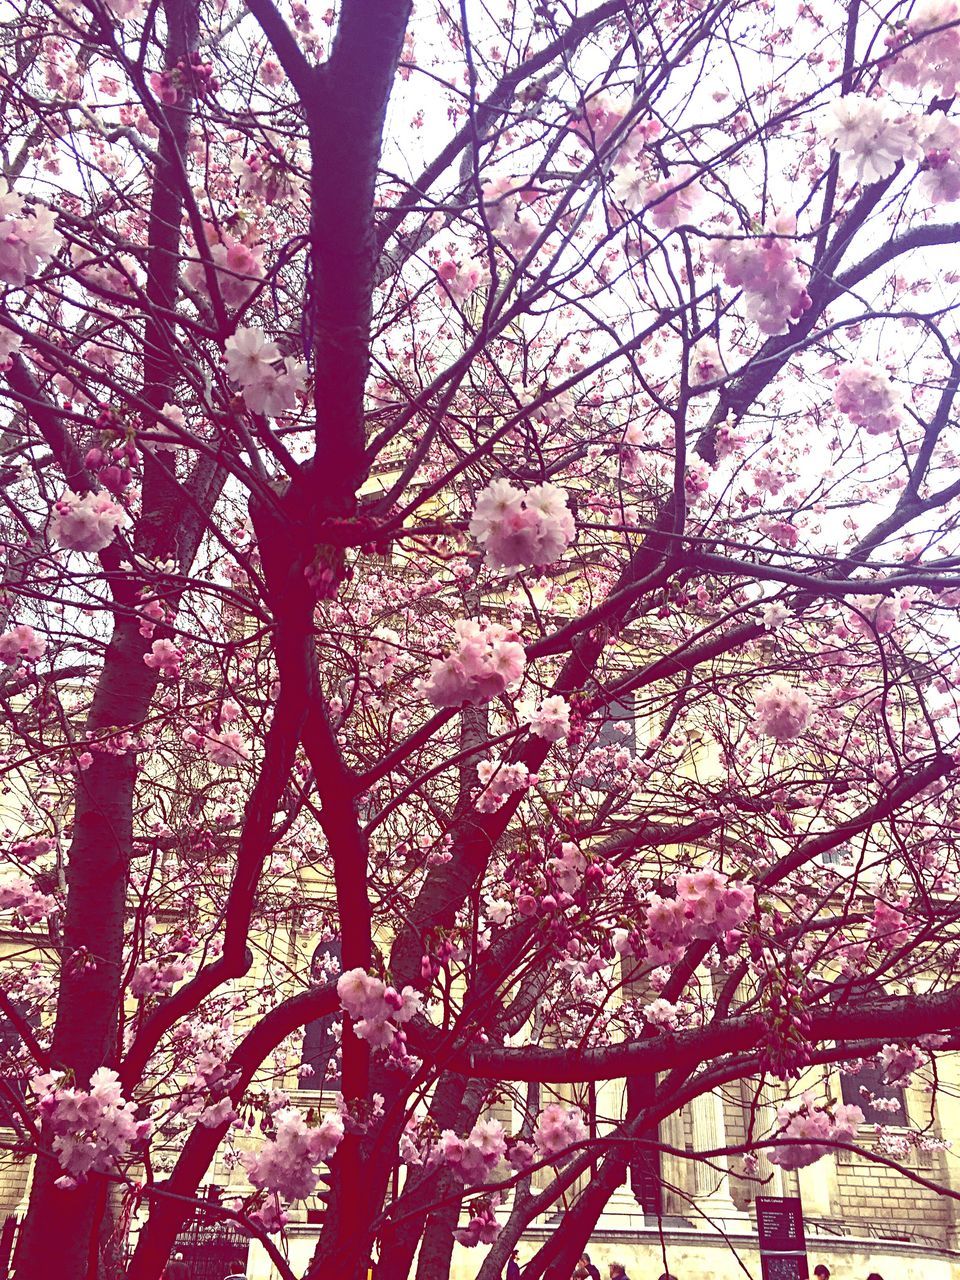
[13,617,159,1280]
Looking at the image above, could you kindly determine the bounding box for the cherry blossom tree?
[3,0,960,1278]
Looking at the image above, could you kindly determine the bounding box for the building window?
[839,1060,906,1127]
[821,843,853,868]
[831,979,906,1127]
[300,940,341,1092]
[579,685,637,793]
[0,998,40,1122]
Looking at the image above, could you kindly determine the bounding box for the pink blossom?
[633,165,703,227]
[871,898,911,949]
[147,403,186,452]
[884,0,960,98]
[11,836,55,862]
[249,1197,288,1233]
[258,58,285,87]
[103,0,144,18]
[848,594,905,636]
[834,361,903,435]
[0,180,62,286]
[433,1118,506,1184]
[361,629,401,688]
[533,1102,588,1158]
[481,177,540,253]
[337,968,387,1020]
[337,967,421,1048]
[241,1106,344,1201]
[0,875,57,922]
[240,357,307,417]
[768,1094,863,1169]
[709,215,810,336]
[487,899,513,926]
[0,326,21,366]
[476,759,530,812]
[822,96,922,185]
[201,730,249,767]
[436,258,484,302]
[423,620,525,708]
[643,998,679,1029]
[754,678,812,741]
[758,518,799,548]
[184,229,264,309]
[689,338,725,385]
[143,638,184,678]
[530,694,571,741]
[224,326,281,386]
[546,842,586,894]
[645,869,754,963]
[30,1068,150,1183]
[50,490,127,553]
[0,624,45,663]
[879,1043,924,1087]
[470,478,575,571]
[453,1201,501,1247]
[130,957,186,999]
[762,602,790,630]
[567,93,626,149]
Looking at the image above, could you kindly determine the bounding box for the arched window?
[300,939,341,1092]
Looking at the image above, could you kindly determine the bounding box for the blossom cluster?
[533,1102,589,1157]
[824,96,960,203]
[241,1106,344,1202]
[689,338,726,386]
[30,1068,151,1188]
[709,215,810,336]
[0,875,57,922]
[546,842,587,895]
[362,628,402,687]
[567,92,628,150]
[336,967,421,1048]
[422,620,525,708]
[10,836,55,863]
[50,490,127,554]
[644,869,755,964]
[767,1094,864,1169]
[833,360,903,435]
[453,1197,502,1247]
[469,478,575,571]
[871,898,911,950]
[848,593,906,637]
[130,956,187,1000]
[436,258,484,302]
[614,164,703,228]
[879,1043,926,1087]
[476,759,531,813]
[753,677,813,741]
[432,1118,507,1184]
[823,96,922,185]
[184,225,263,308]
[884,0,960,99]
[143,637,186,678]
[0,325,21,369]
[529,695,571,741]
[183,705,250,768]
[167,1044,240,1132]
[224,326,307,418]
[0,624,45,664]
[482,177,540,254]
[0,178,61,287]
